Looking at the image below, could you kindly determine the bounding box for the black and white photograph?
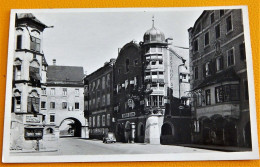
[2,6,259,163]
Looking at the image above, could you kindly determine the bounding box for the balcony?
[196,103,240,119]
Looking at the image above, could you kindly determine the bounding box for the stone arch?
[13,89,22,97]
[30,59,40,67]
[161,122,174,136]
[28,89,40,97]
[14,58,22,65]
[59,117,83,137]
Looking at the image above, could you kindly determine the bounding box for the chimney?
[53,59,56,65]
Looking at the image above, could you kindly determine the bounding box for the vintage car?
[103,132,116,143]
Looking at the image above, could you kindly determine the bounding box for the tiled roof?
[47,65,84,84]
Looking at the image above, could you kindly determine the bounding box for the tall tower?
[11,13,49,151]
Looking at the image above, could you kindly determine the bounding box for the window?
[30,36,41,52]
[75,102,79,110]
[50,102,55,109]
[125,59,130,72]
[102,115,106,126]
[27,97,40,113]
[41,101,46,109]
[215,85,240,103]
[147,96,152,106]
[92,82,95,91]
[89,117,92,127]
[50,88,55,96]
[210,12,215,24]
[93,116,95,127]
[159,83,164,90]
[244,80,249,100]
[16,65,21,80]
[204,32,209,46]
[151,46,156,52]
[205,62,211,76]
[102,76,105,89]
[62,88,67,96]
[193,39,198,52]
[226,15,232,32]
[240,43,246,61]
[62,102,67,109]
[15,97,21,111]
[50,115,55,123]
[220,10,225,17]
[152,72,157,75]
[159,71,163,75]
[215,24,220,39]
[97,115,100,127]
[159,96,164,106]
[134,60,138,66]
[29,66,40,83]
[194,66,198,80]
[205,89,211,105]
[42,88,46,95]
[16,35,22,49]
[227,48,235,66]
[106,74,110,89]
[159,61,163,65]
[75,89,79,96]
[158,47,162,52]
[118,68,121,75]
[152,96,158,106]
[96,79,100,90]
[107,114,111,126]
[151,61,156,65]
[107,93,110,105]
[102,95,106,106]
[215,86,224,103]
[216,57,224,71]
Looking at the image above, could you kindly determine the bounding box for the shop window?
[16,35,22,49]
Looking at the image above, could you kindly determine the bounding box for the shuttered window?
[27,97,40,113]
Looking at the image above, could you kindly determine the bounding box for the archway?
[161,123,173,136]
[116,123,124,142]
[137,122,145,143]
[244,122,252,148]
[201,117,212,144]
[59,118,82,137]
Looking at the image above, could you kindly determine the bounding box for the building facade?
[46,60,88,138]
[10,13,57,151]
[188,9,251,147]
[84,59,115,139]
[113,22,191,144]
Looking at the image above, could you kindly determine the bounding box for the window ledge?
[226,29,233,36]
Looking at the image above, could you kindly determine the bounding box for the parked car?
[103,132,116,143]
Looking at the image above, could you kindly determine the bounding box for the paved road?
[11,137,219,156]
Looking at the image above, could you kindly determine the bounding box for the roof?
[47,65,84,84]
[16,13,48,29]
[194,68,240,90]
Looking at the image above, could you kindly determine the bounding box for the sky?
[33,8,203,74]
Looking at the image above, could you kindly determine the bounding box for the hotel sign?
[122,112,136,118]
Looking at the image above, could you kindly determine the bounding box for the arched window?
[46,128,54,134]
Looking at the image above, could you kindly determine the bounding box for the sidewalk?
[178,144,252,152]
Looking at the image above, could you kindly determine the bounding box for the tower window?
[16,35,22,49]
